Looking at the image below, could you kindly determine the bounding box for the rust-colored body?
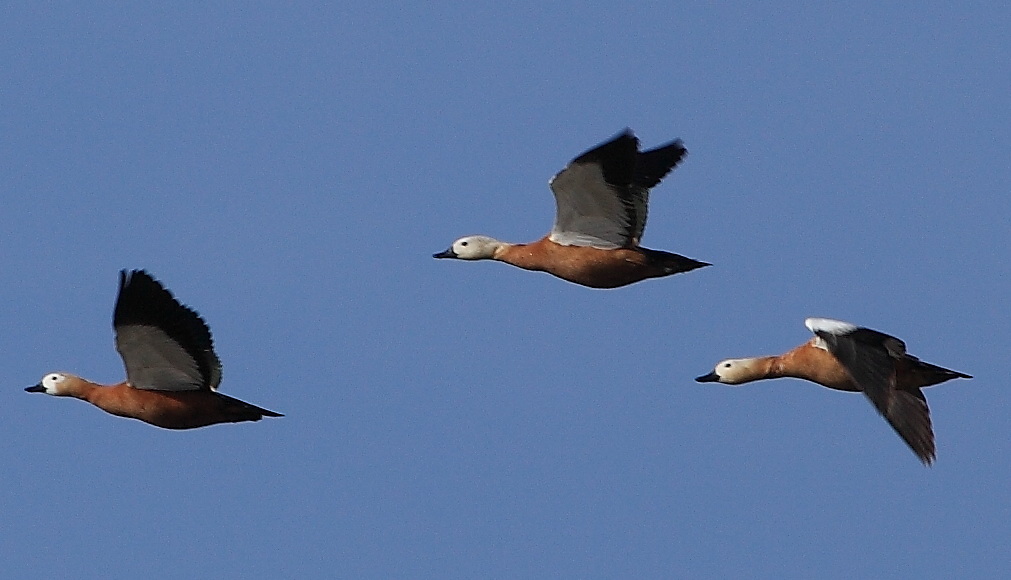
[769,340,862,391]
[697,329,970,465]
[28,270,281,429]
[40,375,278,429]
[761,338,961,394]
[495,237,707,289]
[434,131,707,288]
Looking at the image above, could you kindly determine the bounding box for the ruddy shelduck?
[26,270,282,429]
[433,129,709,288]
[696,317,970,464]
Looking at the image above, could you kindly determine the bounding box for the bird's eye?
[461,241,469,247]
[723,363,731,368]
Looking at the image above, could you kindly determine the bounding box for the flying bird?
[26,270,282,429]
[434,129,709,288]
[696,317,970,464]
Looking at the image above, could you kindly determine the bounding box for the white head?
[432,235,503,261]
[695,358,762,385]
[26,372,74,396]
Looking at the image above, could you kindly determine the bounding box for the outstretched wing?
[549,131,687,247]
[114,270,222,392]
[806,318,935,464]
[549,130,640,249]
[628,139,687,243]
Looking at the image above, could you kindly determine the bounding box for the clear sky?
[2,2,1009,578]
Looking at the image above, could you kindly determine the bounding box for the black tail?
[908,357,972,389]
[643,248,711,275]
[218,393,283,421]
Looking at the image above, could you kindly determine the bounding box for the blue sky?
[2,2,1009,578]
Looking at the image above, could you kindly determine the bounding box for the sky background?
[2,2,1009,578]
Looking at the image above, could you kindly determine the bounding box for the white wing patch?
[811,336,829,351]
[805,317,859,336]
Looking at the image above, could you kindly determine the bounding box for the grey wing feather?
[116,326,206,391]
[549,162,630,249]
[549,131,687,247]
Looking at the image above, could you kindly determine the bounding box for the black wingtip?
[912,440,936,466]
[571,131,640,187]
[119,269,156,290]
[634,138,688,190]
